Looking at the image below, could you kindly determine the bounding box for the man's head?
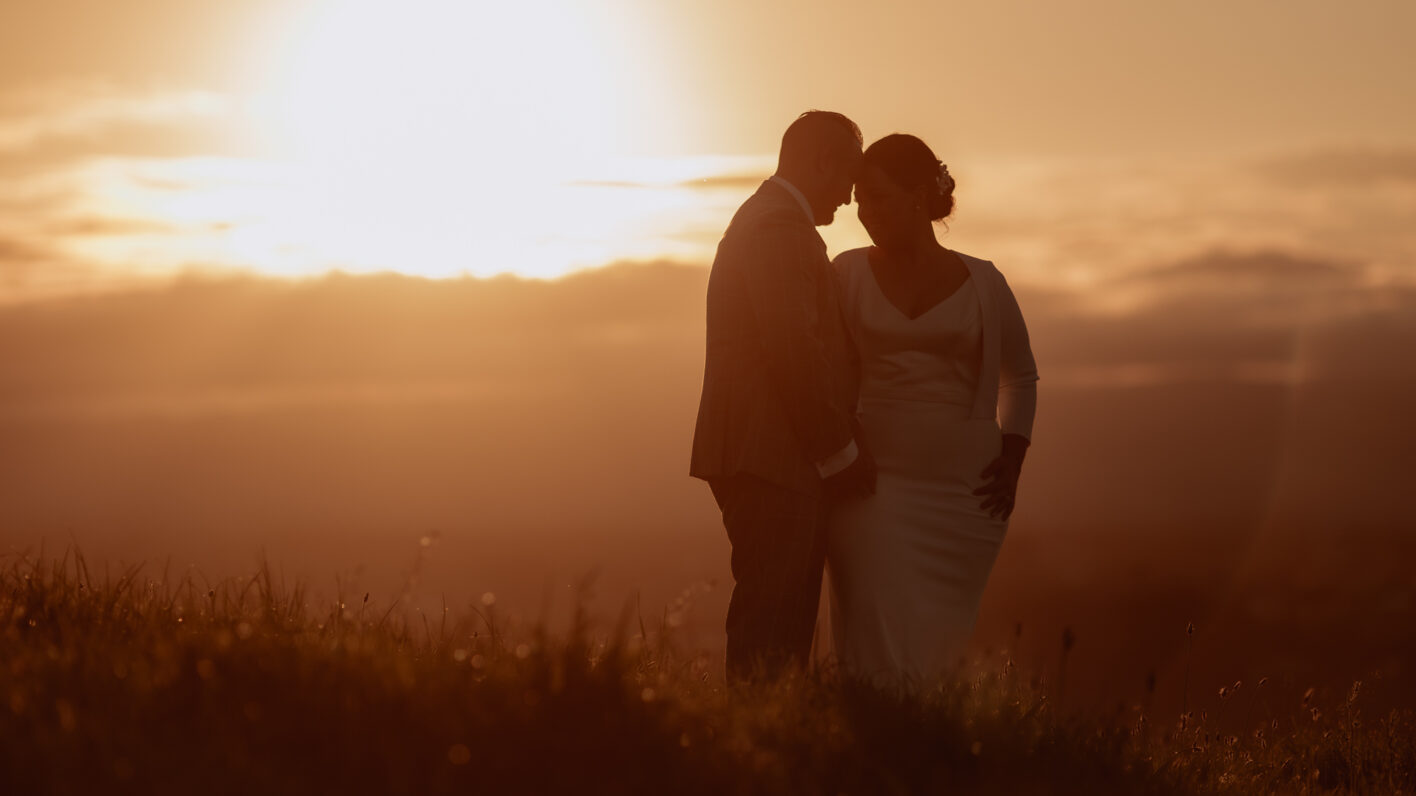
[774,111,863,226]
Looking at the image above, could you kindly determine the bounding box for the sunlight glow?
[228,0,669,278]
[52,154,774,283]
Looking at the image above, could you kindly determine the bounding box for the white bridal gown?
[826,248,1010,685]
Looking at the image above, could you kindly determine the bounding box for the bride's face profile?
[855,166,922,250]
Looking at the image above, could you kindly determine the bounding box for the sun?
[258,0,625,169]
[237,0,644,278]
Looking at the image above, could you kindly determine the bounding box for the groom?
[690,110,875,683]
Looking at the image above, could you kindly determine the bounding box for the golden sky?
[0,0,1414,294]
[4,0,1414,153]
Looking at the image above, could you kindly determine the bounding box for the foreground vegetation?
[0,551,1410,795]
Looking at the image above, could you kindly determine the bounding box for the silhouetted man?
[690,110,875,682]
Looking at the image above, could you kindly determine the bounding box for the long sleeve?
[995,271,1038,440]
[738,220,855,462]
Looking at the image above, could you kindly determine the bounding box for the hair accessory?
[937,162,955,196]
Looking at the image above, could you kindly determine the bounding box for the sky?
[1,0,1414,294]
[1,0,1414,707]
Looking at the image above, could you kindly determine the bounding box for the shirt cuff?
[815,439,859,479]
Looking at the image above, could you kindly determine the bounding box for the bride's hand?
[974,434,1029,520]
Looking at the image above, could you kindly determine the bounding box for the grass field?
[2,549,1411,795]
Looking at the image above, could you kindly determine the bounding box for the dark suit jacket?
[690,179,859,496]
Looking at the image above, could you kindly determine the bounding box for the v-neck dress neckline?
[865,248,973,322]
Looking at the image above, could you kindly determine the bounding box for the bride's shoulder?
[948,249,1006,281]
[831,246,871,265]
[948,248,992,269]
[830,246,872,276]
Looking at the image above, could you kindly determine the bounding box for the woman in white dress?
[826,134,1038,686]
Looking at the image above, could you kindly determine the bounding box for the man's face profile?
[814,140,862,226]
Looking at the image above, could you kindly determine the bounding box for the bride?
[826,133,1038,686]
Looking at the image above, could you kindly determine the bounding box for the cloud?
[1127,249,1356,288]
[0,83,251,300]
[2,252,1410,421]
[939,149,1416,297]
[1094,248,1382,327]
[0,84,229,154]
[2,135,1413,318]
[0,235,45,264]
[1029,248,1416,393]
[43,216,176,237]
[1254,146,1416,187]
[0,235,68,289]
[570,174,767,192]
[677,174,767,190]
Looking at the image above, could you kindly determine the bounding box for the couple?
[690,111,1038,687]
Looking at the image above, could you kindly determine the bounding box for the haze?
[2,0,1414,713]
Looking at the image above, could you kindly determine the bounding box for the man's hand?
[824,431,876,499]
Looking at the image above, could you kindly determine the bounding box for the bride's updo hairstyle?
[862,134,955,222]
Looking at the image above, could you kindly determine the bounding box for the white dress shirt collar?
[768,175,815,226]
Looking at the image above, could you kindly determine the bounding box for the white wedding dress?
[826,247,1011,685]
